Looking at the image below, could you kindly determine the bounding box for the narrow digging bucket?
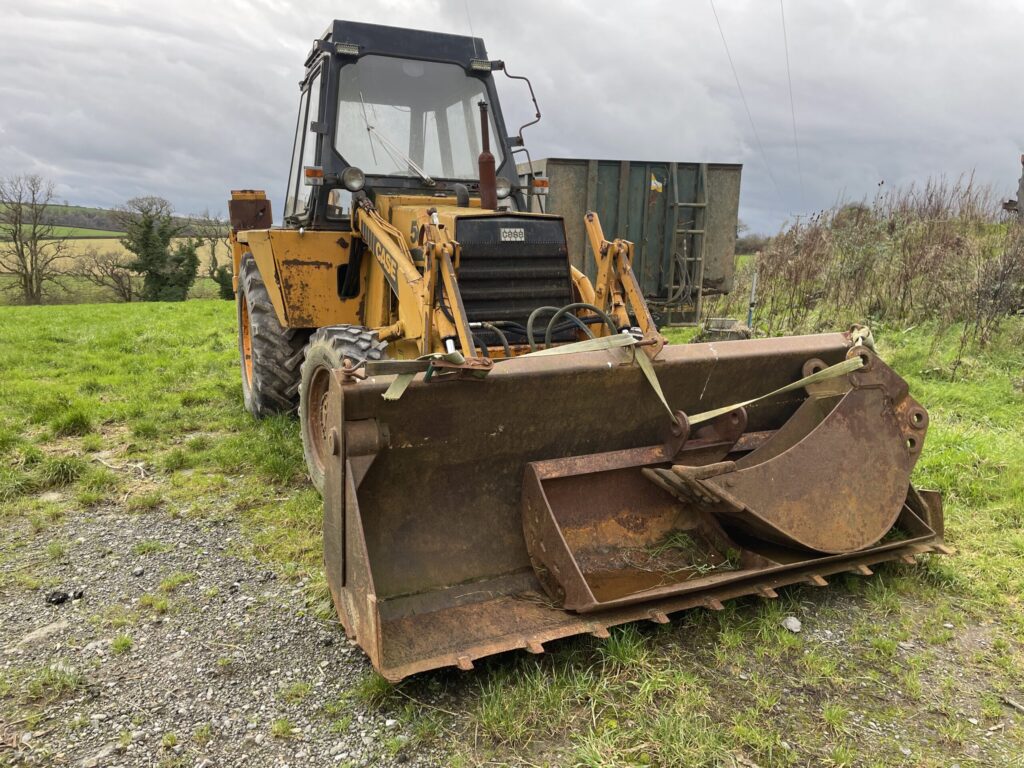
[319,333,945,680]
[522,347,932,611]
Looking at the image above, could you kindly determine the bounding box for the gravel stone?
[5,619,70,651]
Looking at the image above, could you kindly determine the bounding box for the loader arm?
[585,211,666,356]
[353,197,476,357]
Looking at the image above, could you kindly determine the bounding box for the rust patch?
[282,259,333,269]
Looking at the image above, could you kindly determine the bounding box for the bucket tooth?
[456,655,474,671]
[590,627,611,639]
[704,598,725,611]
[853,565,874,576]
[649,610,670,624]
[807,574,829,587]
[758,586,779,599]
[525,640,545,655]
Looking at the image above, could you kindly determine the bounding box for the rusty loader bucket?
[320,332,946,680]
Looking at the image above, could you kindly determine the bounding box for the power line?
[780,0,805,210]
[708,0,786,209]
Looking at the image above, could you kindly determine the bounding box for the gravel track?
[0,500,449,768]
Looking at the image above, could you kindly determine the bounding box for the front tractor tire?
[237,254,309,418]
[299,326,387,493]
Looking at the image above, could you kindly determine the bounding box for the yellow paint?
[242,229,363,328]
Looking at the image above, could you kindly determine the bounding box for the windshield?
[335,55,504,180]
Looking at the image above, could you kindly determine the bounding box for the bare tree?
[0,174,70,304]
[193,210,233,299]
[193,210,229,271]
[73,248,137,302]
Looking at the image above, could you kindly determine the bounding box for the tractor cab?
[283,20,527,228]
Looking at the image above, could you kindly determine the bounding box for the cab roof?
[310,20,488,67]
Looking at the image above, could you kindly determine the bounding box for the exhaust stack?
[477,101,498,210]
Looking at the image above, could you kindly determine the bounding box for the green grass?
[95,605,139,629]
[126,491,164,511]
[193,722,213,745]
[0,301,1022,767]
[111,634,133,655]
[270,718,294,739]
[1,662,86,721]
[280,681,312,703]
[37,456,87,488]
[139,593,170,614]
[158,571,195,593]
[51,408,94,437]
[45,539,68,561]
[26,663,84,702]
[133,539,171,555]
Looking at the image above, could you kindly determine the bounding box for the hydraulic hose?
[471,332,491,358]
[493,318,599,341]
[526,306,595,351]
[543,302,619,349]
[470,321,512,357]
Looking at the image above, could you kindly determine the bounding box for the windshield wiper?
[367,125,436,186]
[359,92,435,186]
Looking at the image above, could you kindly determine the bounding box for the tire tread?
[238,254,310,417]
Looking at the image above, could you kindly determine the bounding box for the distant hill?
[37,203,219,237]
[43,204,125,234]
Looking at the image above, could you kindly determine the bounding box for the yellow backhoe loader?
[229,20,947,681]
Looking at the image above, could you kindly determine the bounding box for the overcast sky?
[1,0,1021,233]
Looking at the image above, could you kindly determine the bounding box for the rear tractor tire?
[237,254,309,418]
[299,326,387,493]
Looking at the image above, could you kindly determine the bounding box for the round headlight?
[342,166,365,192]
[495,176,512,199]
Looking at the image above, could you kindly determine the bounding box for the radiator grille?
[455,216,574,339]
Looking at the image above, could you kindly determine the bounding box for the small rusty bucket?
[522,441,778,611]
[522,347,934,612]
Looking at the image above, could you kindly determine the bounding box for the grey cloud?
[1,0,1021,232]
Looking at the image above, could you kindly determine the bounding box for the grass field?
[49,237,219,266]
[1,301,1022,767]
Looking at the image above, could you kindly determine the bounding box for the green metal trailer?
[519,158,742,325]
